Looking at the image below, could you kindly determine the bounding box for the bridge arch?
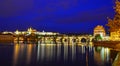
[81,38,87,42]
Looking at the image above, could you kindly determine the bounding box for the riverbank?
[93,41,120,49]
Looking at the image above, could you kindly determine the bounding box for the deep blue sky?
[0,0,116,34]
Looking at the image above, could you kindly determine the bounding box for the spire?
[15,29,19,35]
[42,30,45,32]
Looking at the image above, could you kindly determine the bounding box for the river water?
[0,42,119,66]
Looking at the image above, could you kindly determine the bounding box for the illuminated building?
[35,30,59,35]
[27,27,37,34]
[2,31,13,34]
[14,27,37,35]
[14,27,59,35]
[0,33,14,42]
[94,25,106,37]
[107,0,120,41]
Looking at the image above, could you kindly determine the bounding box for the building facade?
[94,25,106,37]
[14,27,59,36]
[0,34,14,42]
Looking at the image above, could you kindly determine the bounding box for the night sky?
[0,0,116,34]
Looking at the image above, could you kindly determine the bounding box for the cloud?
[0,0,34,17]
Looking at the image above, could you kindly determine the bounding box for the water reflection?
[12,42,119,66]
[71,42,76,61]
[94,46,111,66]
[13,44,35,66]
[63,42,68,61]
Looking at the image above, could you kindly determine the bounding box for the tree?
[107,0,120,32]
[94,34,102,41]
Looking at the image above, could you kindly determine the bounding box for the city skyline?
[0,25,106,35]
[0,1,120,66]
[0,0,115,33]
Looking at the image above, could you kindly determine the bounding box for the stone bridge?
[14,34,94,44]
[39,35,94,43]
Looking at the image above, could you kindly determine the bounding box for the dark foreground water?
[0,42,119,66]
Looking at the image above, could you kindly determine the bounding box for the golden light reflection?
[13,44,34,66]
[71,43,76,61]
[101,48,110,62]
[56,44,61,61]
[37,44,62,62]
[13,44,20,66]
[64,43,68,61]
[82,45,85,54]
[37,44,40,61]
[94,47,110,65]
[45,44,54,61]
[40,44,45,62]
[26,44,32,64]
[11,41,117,66]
